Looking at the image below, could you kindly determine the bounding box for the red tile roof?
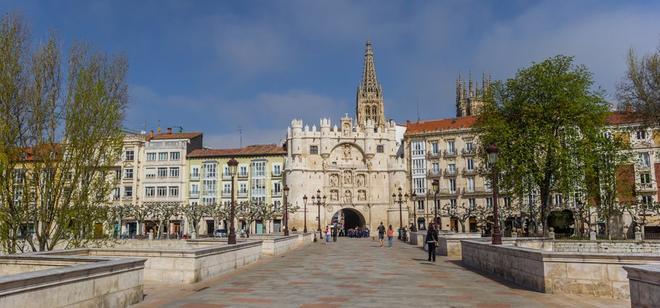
[148,132,202,140]
[606,112,644,125]
[188,144,286,158]
[405,116,477,135]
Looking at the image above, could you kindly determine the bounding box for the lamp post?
[411,194,417,232]
[283,185,290,236]
[432,179,440,226]
[227,158,239,244]
[311,189,326,242]
[486,144,502,245]
[392,187,409,240]
[302,195,308,233]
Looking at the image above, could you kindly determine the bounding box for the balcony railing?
[461,148,476,156]
[190,174,200,180]
[443,169,458,177]
[238,173,248,178]
[636,182,657,192]
[238,191,248,198]
[443,150,458,158]
[427,169,442,178]
[272,171,282,177]
[426,152,441,159]
[461,187,491,195]
[438,188,458,196]
[221,191,231,198]
[189,192,199,199]
[272,191,282,197]
[462,167,477,176]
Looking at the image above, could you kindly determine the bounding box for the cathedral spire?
[356,40,385,128]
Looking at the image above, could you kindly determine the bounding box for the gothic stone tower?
[356,41,385,129]
[456,73,491,117]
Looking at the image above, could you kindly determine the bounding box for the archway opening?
[331,208,366,233]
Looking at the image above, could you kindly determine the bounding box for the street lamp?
[411,194,417,232]
[283,185,290,236]
[486,144,502,245]
[311,189,326,242]
[302,194,308,233]
[392,187,409,240]
[432,179,440,226]
[227,157,239,244]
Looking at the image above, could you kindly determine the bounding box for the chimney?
[167,127,172,134]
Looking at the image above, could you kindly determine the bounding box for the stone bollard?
[590,231,597,241]
[548,227,555,240]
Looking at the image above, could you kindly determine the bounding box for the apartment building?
[186,144,286,236]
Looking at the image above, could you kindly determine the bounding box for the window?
[169,186,179,197]
[124,168,133,179]
[273,200,281,211]
[448,163,456,173]
[446,140,456,154]
[252,161,266,177]
[504,197,512,207]
[191,166,200,178]
[252,178,266,195]
[412,158,425,175]
[431,162,440,173]
[223,183,231,194]
[169,167,179,178]
[239,183,248,194]
[223,166,230,177]
[125,150,134,161]
[448,178,456,193]
[413,178,425,194]
[240,166,248,177]
[486,197,493,209]
[170,151,180,160]
[124,186,133,197]
[157,167,168,178]
[450,198,457,208]
[411,140,425,156]
[466,158,474,171]
[114,169,121,180]
[640,172,652,184]
[112,188,120,200]
[309,145,319,155]
[639,152,651,168]
[468,198,476,210]
[376,145,384,153]
[190,184,199,195]
[465,141,474,152]
[273,164,281,176]
[636,130,648,140]
[146,152,157,161]
[417,200,424,210]
[641,195,654,205]
[273,182,282,194]
[431,142,439,154]
[466,177,475,192]
[204,163,217,178]
[145,187,155,198]
[554,194,563,207]
[158,152,168,160]
[202,197,217,205]
[157,186,167,197]
[203,180,216,194]
[145,168,156,179]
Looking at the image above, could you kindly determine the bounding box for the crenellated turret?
[320,118,331,158]
[290,119,303,156]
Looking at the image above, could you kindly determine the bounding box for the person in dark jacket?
[425,223,439,262]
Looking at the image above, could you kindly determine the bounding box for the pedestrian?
[426,223,439,262]
[332,224,338,242]
[387,225,394,247]
[325,226,331,243]
[377,222,386,247]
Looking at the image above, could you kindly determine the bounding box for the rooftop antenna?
[416,96,420,122]
[237,126,243,148]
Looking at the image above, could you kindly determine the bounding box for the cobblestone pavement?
[135,238,628,308]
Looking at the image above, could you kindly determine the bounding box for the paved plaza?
[136,238,627,308]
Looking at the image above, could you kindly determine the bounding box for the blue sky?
[3,1,659,147]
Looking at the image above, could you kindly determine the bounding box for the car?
[213,229,227,237]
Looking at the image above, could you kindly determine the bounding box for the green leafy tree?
[477,55,608,235]
[0,14,128,252]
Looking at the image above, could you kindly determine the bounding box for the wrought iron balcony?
[427,169,442,178]
[443,150,458,158]
[636,182,657,192]
[426,152,441,159]
[443,169,458,177]
[461,148,476,156]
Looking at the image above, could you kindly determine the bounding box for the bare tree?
[208,202,229,234]
[181,202,209,239]
[0,14,128,252]
[617,43,660,125]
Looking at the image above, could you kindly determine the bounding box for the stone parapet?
[0,255,145,307]
[624,264,660,307]
[461,239,660,299]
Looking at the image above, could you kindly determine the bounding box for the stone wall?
[408,231,426,247]
[250,235,301,256]
[0,255,145,307]
[462,240,660,299]
[437,233,482,258]
[624,264,660,307]
[552,241,660,254]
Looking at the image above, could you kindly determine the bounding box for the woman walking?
[426,223,439,262]
[387,225,394,247]
[325,226,331,243]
